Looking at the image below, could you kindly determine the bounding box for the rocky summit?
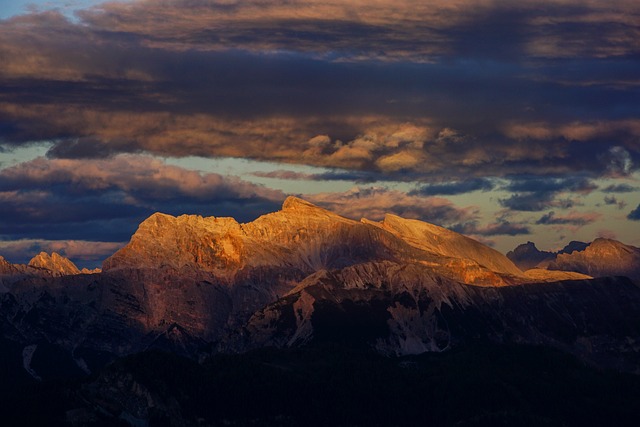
[508,238,640,279]
[1,197,640,386]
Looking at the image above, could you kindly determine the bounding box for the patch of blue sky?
[0,1,126,21]
[0,143,50,169]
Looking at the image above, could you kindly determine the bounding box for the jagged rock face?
[28,252,80,276]
[0,256,21,276]
[231,262,640,371]
[549,238,640,279]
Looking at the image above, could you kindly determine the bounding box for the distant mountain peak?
[559,241,588,254]
[28,252,80,276]
[509,238,640,279]
[282,196,321,211]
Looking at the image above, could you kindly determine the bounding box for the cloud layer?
[0,1,638,181]
[0,154,285,263]
[1,0,639,259]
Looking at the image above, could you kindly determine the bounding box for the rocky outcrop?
[508,238,640,279]
[28,252,81,276]
[0,256,22,276]
[548,238,640,279]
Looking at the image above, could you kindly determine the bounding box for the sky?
[0,0,639,268]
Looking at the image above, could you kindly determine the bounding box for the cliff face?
[28,252,81,276]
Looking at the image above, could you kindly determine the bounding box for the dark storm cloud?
[536,211,601,226]
[0,1,637,181]
[498,175,597,211]
[252,169,380,183]
[499,192,556,212]
[75,0,640,61]
[0,155,285,242]
[46,137,142,159]
[602,184,637,193]
[410,178,494,196]
[603,195,627,210]
[503,176,597,194]
[628,205,640,221]
[452,220,530,237]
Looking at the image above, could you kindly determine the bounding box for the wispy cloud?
[536,210,602,226]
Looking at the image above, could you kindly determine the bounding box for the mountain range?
[507,239,640,279]
[1,197,639,426]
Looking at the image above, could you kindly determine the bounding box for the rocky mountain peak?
[0,255,18,275]
[588,238,628,251]
[379,213,522,276]
[559,241,588,254]
[282,196,322,211]
[506,242,556,271]
[28,252,80,276]
[510,238,640,279]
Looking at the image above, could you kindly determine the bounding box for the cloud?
[502,120,640,142]
[46,137,141,159]
[0,0,639,256]
[72,0,640,61]
[305,187,477,227]
[628,204,640,221]
[0,154,285,243]
[503,176,597,194]
[410,178,494,196]
[499,175,597,211]
[0,2,637,183]
[453,221,531,237]
[252,169,379,183]
[601,183,637,193]
[603,195,627,210]
[536,211,602,226]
